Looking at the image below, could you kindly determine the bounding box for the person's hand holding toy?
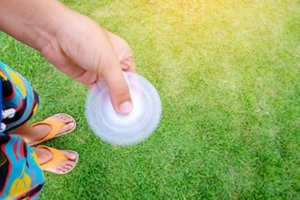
[0,0,135,115]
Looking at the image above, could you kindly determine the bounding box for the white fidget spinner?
[85,72,162,145]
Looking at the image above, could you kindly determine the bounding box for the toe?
[50,114,75,124]
[59,122,75,133]
[64,160,76,168]
[56,166,66,174]
[59,164,70,171]
[62,151,78,160]
[61,161,74,170]
[57,160,76,173]
[58,114,73,123]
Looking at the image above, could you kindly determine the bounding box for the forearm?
[0,0,71,51]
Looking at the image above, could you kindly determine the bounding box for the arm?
[0,0,134,115]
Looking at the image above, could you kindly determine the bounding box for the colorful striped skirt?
[0,61,44,199]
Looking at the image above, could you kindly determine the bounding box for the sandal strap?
[37,145,68,170]
[31,120,65,144]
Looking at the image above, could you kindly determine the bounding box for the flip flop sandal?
[29,113,76,146]
[37,145,79,175]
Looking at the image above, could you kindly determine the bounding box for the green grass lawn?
[1,0,300,199]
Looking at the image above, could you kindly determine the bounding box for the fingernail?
[119,101,132,115]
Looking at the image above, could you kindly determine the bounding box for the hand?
[0,0,135,115]
[40,12,135,115]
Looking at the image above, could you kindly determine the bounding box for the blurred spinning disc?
[85,72,162,145]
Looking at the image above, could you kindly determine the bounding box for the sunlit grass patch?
[1,0,299,199]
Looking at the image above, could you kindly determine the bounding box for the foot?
[34,146,78,174]
[27,114,75,145]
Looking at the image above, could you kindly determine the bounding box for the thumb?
[101,62,132,115]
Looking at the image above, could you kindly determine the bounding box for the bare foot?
[27,114,75,144]
[34,146,78,174]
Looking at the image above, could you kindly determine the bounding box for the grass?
[1,0,300,199]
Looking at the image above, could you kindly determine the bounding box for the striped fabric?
[0,61,44,199]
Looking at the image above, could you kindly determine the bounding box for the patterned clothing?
[0,61,44,199]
